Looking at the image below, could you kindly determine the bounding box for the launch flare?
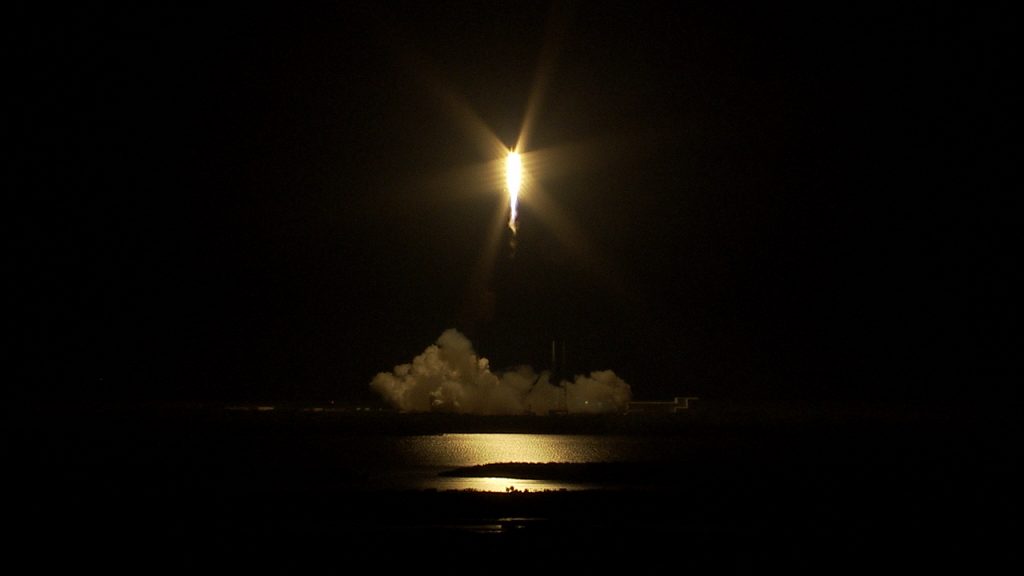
[506,150,522,233]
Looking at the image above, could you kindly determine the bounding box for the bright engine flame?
[506,150,522,233]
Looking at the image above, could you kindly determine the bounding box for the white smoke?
[370,329,631,414]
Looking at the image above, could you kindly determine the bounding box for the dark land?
[8,403,1016,573]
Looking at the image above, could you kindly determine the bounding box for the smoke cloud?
[371,329,631,414]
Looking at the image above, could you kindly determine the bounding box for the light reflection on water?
[398,433,622,467]
[435,476,604,493]
[369,433,679,492]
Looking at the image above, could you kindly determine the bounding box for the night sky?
[15,3,1009,406]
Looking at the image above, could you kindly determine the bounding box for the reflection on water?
[435,476,603,493]
[367,433,682,492]
[398,434,622,467]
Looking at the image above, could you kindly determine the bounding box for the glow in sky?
[506,150,522,233]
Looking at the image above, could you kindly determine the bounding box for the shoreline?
[11,398,984,436]
[438,461,673,485]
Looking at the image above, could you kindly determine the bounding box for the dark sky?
[15,2,1010,406]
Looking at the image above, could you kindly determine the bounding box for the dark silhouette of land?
[439,461,674,484]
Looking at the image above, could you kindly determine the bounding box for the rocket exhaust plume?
[506,150,522,234]
[370,329,631,414]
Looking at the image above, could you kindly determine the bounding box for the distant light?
[506,151,522,196]
[506,150,522,232]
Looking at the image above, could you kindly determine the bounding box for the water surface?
[360,433,691,491]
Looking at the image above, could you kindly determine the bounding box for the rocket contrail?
[506,150,522,234]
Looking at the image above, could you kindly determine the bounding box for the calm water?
[349,433,693,492]
[13,408,705,494]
